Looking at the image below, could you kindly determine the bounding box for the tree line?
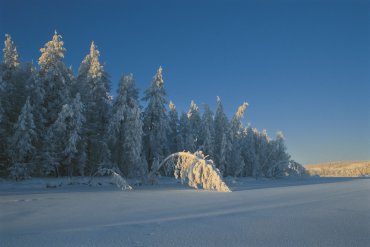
[0,32,306,180]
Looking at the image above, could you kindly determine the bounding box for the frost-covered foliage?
[187,100,202,151]
[242,126,258,177]
[142,66,170,169]
[179,112,195,152]
[8,97,36,180]
[264,132,291,177]
[286,160,308,176]
[0,34,29,176]
[45,94,86,176]
[200,104,215,159]
[110,74,145,178]
[38,31,73,126]
[3,34,20,70]
[37,32,76,175]
[168,101,181,154]
[226,102,248,177]
[93,168,132,190]
[155,151,231,192]
[214,97,230,174]
[0,33,298,181]
[77,41,111,175]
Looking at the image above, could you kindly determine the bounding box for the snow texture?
[0,177,369,247]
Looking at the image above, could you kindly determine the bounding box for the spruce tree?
[187,100,202,151]
[142,66,169,170]
[38,31,73,126]
[8,97,36,180]
[1,34,22,173]
[200,104,215,159]
[168,101,181,154]
[51,94,85,176]
[256,129,271,177]
[242,125,258,177]
[214,96,230,174]
[266,132,291,177]
[110,74,145,177]
[0,64,6,176]
[77,41,111,175]
[37,31,74,175]
[179,112,194,152]
[227,102,248,176]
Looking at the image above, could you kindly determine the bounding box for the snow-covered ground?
[1,177,369,247]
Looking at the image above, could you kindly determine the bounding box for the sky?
[1,0,369,164]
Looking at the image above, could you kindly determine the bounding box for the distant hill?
[305,161,370,177]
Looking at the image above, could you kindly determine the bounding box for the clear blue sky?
[1,0,369,164]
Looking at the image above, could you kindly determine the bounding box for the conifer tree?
[200,104,215,159]
[266,132,291,177]
[0,65,6,176]
[227,102,248,176]
[37,31,74,175]
[187,100,202,150]
[256,129,271,177]
[110,74,145,177]
[168,101,181,154]
[241,125,258,177]
[43,94,85,176]
[214,96,230,174]
[8,97,36,180]
[1,34,20,131]
[142,66,169,169]
[219,133,228,175]
[77,41,111,175]
[179,112,194,152]
[1,34,28,175]
[38,31,73,126]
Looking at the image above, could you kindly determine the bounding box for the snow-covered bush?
[8,163,30,181]
[153,151,231,192]
[91,166,132,190]
[286,160,308,176]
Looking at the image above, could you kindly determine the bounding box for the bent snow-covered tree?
[150,151,231,192]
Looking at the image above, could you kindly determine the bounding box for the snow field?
[1,177,369,247]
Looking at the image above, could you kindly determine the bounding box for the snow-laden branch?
[90,168,132,190]
[150,151,231,192]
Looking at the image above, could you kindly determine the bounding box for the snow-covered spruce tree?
[77,41,111,175]
[178,112,195,152]
[256,129,271,177]
[168,101,181,154]
[8,97,37,180]
[38,31,73,126]
[25,64,48,175]
[200,104,215,159]
[0,34,25,175]
[37,31,75,175]
[241,125,258,177]
[265,132,291,177]
[226,102,248,177]
[187,100,202,151]
[45,94,85,176]
[110,74,145,178]
[142,66,169,170]
[0,72,4,124]
[1,34,20,121]
[0,64,6,176]
[214,96,230,175]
